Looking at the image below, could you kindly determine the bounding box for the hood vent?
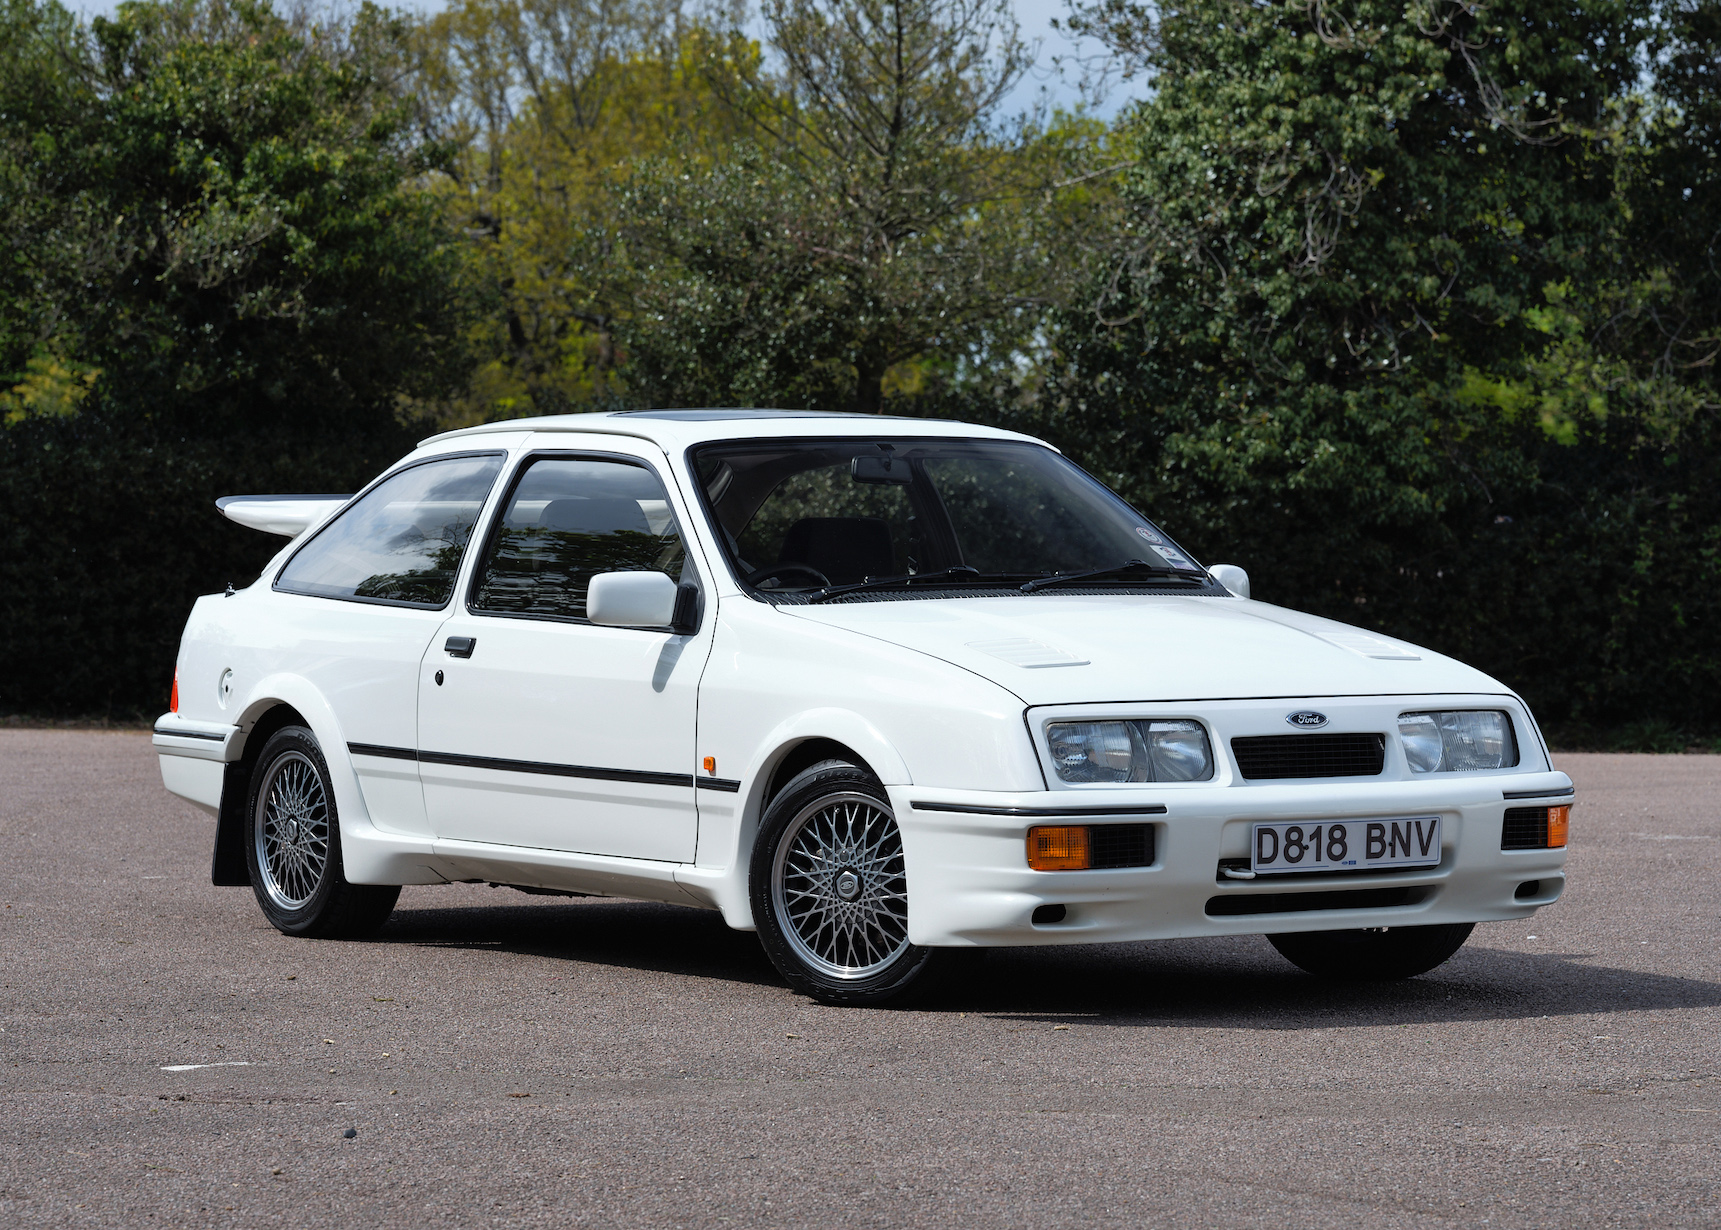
[1314,630,1422,660]
[966,638,1090,668]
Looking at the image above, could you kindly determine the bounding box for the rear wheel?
[246,726,399,938]
[751,759,937,1006]
[1268,923,1474,980]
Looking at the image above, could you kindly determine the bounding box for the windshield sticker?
[1135,526,1194,569]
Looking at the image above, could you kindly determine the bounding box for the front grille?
[1230,733,1386,780]
[1502,806,1550,850]
[1089,824,1154,869]
[1204,886,1429,916]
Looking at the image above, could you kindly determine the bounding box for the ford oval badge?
[1286,711,1329,729]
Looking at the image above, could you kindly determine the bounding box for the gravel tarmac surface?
[2,731,1718,1228]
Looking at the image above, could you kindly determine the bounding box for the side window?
[275,454,504,607]
[470,456,687,622]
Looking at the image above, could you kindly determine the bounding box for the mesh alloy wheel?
[254,749,330,910]
[243,725,400,939]
[771,791,911,980]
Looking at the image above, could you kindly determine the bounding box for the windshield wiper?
[807,566,1029,604]
[1019,559,1209,594]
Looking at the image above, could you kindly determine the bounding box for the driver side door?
[417,448,713,863]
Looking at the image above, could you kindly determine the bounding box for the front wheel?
[245,726,399,939]
[1268,922,1474,980]
[751,760,936,1006]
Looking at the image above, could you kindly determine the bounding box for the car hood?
[779,594,1507,705]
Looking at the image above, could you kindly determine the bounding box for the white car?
[154,410,1572,1005]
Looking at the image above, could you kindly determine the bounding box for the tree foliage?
[416,0,742,420]
[417,0,1106,416]
[1,0,473,434]
[1022,0,1721,736]
[1,0,472,716]
[4,0,1721,734]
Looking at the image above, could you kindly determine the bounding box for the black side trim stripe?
[348,742,710,787]
[1502,785,1575,800]
[696,777,742,793]
[348,742,417,762]
[911,802,1169,817]
[417,749,692,788]
[155,726,227,741]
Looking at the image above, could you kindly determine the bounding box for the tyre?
[1268,922,1475,980]
[245,726,400,939]
[751,759,937,1006]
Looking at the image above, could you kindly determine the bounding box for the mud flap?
[211,760,251,886]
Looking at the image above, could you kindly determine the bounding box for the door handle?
[444,636,476,659]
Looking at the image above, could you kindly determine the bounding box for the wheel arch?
[681,711,910,929]
[762,737,873,807]
[213,679,368,885]
[212,700,312,886]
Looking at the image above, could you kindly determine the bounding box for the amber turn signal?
[702,755,716,774]
[1027,825,1091,871]
[1547,805,1570,848]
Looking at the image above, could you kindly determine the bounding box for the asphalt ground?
[1,732,1718,1229]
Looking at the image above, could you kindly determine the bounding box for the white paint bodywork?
[155,412,1571,944]
[217,495,351,538]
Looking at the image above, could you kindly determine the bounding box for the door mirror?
[587,571,680,628]
[1208,563,1250,599]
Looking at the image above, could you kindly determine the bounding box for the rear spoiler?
[215,494,352,538]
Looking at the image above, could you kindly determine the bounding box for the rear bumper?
[893,774,1572,947]
[153,713,240,815]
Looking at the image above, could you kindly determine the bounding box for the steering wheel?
[746,562,832,589]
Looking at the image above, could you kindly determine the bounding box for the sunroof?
[611,408,916,421]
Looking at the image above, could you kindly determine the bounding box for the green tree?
[0,0,472,433]
[416,0,738,422]
[1029,0,1721,735]
[0,0,478,716]
[587,0,1108,412]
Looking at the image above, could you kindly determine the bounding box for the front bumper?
[893,773,1572,947]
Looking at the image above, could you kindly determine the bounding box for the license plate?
[1250,816,1442,875]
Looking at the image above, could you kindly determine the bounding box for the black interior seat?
[539,498,651,535]
[778,517,894,585]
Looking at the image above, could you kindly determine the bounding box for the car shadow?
[374,897,1721,1029]
[921,937,1721,1031]
[378,896,786,989]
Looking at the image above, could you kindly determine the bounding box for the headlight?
[1046,719,1213,783]
[1398,710,1517,773]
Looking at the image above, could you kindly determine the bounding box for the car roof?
[417,408,1050,452]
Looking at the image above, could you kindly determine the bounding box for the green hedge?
[0,411,416,718]
[7,399,1719,746]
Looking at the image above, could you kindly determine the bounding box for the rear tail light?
[170,673,179,713]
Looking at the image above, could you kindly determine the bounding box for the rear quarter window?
[274,453,505,607]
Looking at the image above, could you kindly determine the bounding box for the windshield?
[691,438,1214,597]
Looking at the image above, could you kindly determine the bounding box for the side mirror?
[1208,563,1250,599]
[587,571,685,629]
